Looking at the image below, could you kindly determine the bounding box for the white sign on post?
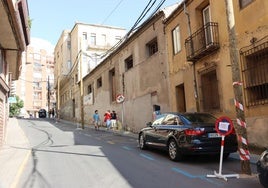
[116,94,125,130]
[219,122,229,132]
[116,94,125,104]
[207,116,239,181]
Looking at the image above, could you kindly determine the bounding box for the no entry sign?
[215,116,234,136]
[207,116,239,181]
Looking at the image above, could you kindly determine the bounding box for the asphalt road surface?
[16,118,261,188]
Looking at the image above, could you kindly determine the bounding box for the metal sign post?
[207,116,239,181]
[116,94,125,130]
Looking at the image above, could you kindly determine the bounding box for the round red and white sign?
[215,116,234,136]
[116,94,125,103]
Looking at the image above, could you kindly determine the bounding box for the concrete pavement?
[0,118,261,188]
[0,118,138,188]
[0,118,31,188]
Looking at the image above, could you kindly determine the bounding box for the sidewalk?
[0,118,30,188]
[0,118,261,188]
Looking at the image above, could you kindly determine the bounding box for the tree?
[9,96,24,116]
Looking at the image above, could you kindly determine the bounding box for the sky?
[28,0,181,47]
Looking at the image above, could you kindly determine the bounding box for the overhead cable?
[101,0,125,25]
[100,0,159,58]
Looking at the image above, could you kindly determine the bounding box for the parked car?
[257,149,268,187]
[38,109,47,118]
[138,112,238,161]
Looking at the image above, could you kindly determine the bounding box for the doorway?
[175,84,186,112]
[72,99,75,118]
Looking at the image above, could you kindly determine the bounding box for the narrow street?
[3,118,260,188]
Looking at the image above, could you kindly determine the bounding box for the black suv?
[38,109,47,118]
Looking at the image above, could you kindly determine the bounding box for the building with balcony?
[165,0,268,148]
[0,0,30,146]
[55,0,267,149]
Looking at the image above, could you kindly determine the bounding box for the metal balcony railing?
[185,22,220,62]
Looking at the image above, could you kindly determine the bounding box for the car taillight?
[184,129,205,136]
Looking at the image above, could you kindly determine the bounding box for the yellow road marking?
[107,141,115,144]
[10,150,31,188]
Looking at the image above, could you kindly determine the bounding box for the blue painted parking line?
[122,146,132,150]
[172,167,196,178]
[140,153,155,161]
[172,167,223,186]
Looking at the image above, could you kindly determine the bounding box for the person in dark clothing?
[111,110,117,129]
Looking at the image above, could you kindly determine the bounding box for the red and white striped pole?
[233,82,250,163]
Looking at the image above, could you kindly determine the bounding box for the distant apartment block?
[15,39,55,117]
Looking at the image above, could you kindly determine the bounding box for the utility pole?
[57,70,60,121]
[47,75,50,118]
[224,0,251,175]
[79,44,84,129]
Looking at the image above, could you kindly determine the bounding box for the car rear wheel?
[168,139,183,161]
[139,133,147,150]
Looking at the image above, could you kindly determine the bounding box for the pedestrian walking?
[93,110,101,130]
[111,110,117,129]
[104,110,111,129]
[52,108,55,118]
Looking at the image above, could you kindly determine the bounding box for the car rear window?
[152,116,165,125]
[181,113,216,125]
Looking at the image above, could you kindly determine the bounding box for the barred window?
[240,37,268,106]
[125,55,133,71]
